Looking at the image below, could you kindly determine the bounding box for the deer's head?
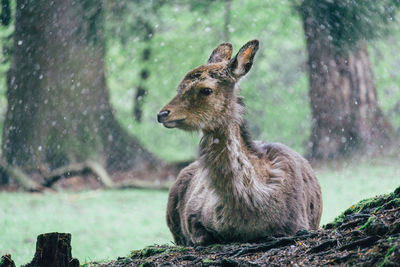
[158,40,259,132]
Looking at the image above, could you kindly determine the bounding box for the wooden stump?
[24,233,79,267]
[0,255,16,267]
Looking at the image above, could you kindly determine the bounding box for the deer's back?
[257,141,322,230]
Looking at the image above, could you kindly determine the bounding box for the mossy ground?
[92,186,400,266]
[325,185,400,230]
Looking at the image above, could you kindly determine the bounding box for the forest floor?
[1,156,399,265]
[91,186,400,266]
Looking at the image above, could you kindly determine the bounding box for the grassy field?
[0,190,171,265]
[1,156,399,265]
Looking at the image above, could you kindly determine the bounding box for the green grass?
[0,190,171,265]
[316,156,400,224]
[0,157,399,265]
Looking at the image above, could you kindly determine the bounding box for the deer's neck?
[199,121,260,209]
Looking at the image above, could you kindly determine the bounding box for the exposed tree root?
[1,159,185,191]
[1,160,115,191]
[0,161,42,192]
[112,179,172,190]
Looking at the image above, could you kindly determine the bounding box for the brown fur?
[158,40,322,246]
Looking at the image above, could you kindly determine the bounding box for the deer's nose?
[157,110,170,123]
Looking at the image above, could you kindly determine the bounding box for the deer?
[157,40,322,246]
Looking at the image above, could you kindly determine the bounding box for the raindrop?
[18,40,23,46]
[38,146,42,151]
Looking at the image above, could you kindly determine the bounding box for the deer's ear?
[207,43,233,64]
[229,40,259,79]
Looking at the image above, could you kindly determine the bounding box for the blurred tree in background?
[0,0,399,189]
[187,0,232,41]
[296,0,400,159]
[106,0,166,122]
[0,0,159,186]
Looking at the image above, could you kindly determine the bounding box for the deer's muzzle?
[157,110,170,123]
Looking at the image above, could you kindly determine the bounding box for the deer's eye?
[200,88,213,96]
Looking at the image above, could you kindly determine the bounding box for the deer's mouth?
[163,119,185,128]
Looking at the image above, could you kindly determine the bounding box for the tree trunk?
[1,0,159,182]
[133,21,153,122]
[301,12,393,160]
[24,233,79,267]
[0,254,15,267]
[222,0,231,41]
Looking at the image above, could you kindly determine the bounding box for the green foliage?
[378,245,397,267]
[130,246,166,258]
[369,36,400,133]
[297,0,400,52]
[0,1,399,161]
[359,215,376,230]
[104,1,400,162]
[202,258,215,264]
[106,0,311,161]
[0,5,13,147]
[105,0,165,44]
[130,245,190,259]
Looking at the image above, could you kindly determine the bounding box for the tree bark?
[133,21,153,122]
[301,11,393,160]
[1,0,159,183]
[222,0,231,41]
[0,254,15,267]
[24,233,79,267]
